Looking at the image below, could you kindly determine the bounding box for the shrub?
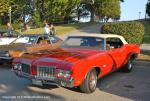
[0,23,20,30]
[101,22,145,44]
[0,25,7,30]
[12,23,20,30]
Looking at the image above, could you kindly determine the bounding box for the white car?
[0,29,20,45]
[0,37,20,45]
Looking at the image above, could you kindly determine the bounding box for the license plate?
[32,79,43,86]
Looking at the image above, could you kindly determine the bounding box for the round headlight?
[14,64,22,70]
[14,64,18,69]
[58,69,71,78]
[18,64,22,70]
[64,71,71,78]
[58,70,64,77]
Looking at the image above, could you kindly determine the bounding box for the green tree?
[34,0,80,23]
[94,0,121,22]
[80,0,123,22]
[0,0,11,24]
[11,0,34,23]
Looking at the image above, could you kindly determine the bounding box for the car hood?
[0,43,27,52]
[19,48,102,68]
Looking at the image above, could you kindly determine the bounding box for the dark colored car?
[0,34,62,64]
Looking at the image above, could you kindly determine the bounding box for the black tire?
[80,69,97,93]
[122,58,133,73]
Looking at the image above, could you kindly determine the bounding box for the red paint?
[13,44,140,87]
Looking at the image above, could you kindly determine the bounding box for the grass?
[19,22,95,35]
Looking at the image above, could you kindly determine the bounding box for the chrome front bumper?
[12,69,74,88]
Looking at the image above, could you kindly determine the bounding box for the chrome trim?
[13,69,74,88]
[36,65,56,80]
[0,56,12,60]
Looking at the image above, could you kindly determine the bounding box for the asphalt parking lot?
[0,60,150,101]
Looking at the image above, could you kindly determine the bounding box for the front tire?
[80,69,97,93]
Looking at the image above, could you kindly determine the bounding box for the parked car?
[0,34,62,64]
[12,34,140,93]
[0,29,20,45]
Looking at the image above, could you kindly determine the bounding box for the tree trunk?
[90,7,94,22]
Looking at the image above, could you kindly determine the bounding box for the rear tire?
[80,69,97,93]
[122,58,133,73]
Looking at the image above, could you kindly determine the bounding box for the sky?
[120,0,148,21]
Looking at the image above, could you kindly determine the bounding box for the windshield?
[12,36,37,44]
[61,36,104,50]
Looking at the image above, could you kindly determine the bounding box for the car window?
[106,38,123,49]
[50,36,59,43]
[12,36,37,44]
[37,36,50,44]
[37,37,43,44]
[61,36,104,50]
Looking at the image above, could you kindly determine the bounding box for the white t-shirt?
[44,26,50,34]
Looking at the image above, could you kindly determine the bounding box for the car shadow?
[0,69,65,101]
[97,61,150,101]
[31,84,59,90]
[0,64,12,69]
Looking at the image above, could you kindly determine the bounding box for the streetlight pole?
[9,6,12,24]
[139,12,141,19]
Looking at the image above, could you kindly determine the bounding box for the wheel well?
[94,67,101,76]
[130,54,138,60]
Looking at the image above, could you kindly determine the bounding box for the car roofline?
[68,34,128,44]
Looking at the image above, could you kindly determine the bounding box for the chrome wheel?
[122,58,134,73]
[89,72,97,90]
[127,60,132,70]
[80,69,98,93]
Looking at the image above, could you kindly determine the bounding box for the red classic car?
[12,34,140,93]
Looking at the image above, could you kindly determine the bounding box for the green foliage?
[139,19,150,43]
[0,25,7,30]
[11,0,34,23]
[0,0,123,25]
[0,23,19,30]
[30,12,43,28]
[81,0,122,22]
[0,0,10,16]
[94,0,121,21]
[34,0,80,22]
[101,22,145,44]
[12,23,20,30]
[146,1,150,17]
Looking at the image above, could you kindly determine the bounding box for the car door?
[106,37,128,69]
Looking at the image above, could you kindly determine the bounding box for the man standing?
[50,23,56,35]
[44,22,50,35]
[7,22,13,37]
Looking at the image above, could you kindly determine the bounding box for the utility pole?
[9,6,12,24]
[139,12,141,19]
[50,0,53,22]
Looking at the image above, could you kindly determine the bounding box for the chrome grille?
[21,63,31,74]
[37,66,56,79]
